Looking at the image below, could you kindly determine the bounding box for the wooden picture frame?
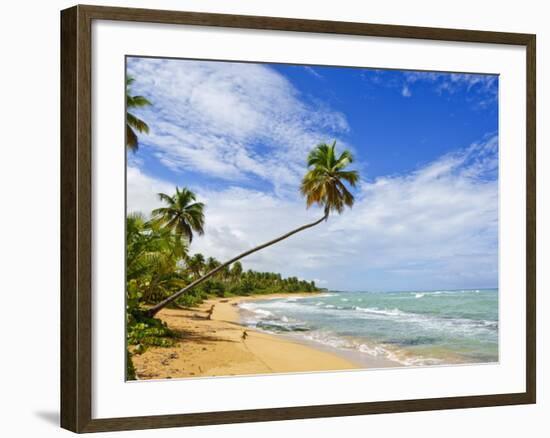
[60,4,536,433]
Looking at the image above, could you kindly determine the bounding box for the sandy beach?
[133,293,399,380]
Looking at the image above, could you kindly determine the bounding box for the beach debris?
[206,304,215,320]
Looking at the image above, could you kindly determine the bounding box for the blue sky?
[126,57,498,291]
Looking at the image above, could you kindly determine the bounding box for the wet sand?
[132,294,397,380]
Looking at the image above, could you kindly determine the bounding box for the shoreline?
[133,292,398,380]
[232,293,401,370]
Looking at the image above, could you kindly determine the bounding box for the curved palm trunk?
[145,213,327,318]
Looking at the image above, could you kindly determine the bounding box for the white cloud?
[404,71,498,106]
[362,69,498,107]
[127,58,350,196]
[127,135,498,291]
[126,166,173,216]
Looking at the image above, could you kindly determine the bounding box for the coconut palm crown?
[301,141,359,216]
[126,76,151,152]
[150,187,205,243]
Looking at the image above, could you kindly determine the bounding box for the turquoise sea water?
[239,289,498,366]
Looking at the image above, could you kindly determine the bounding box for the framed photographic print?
[60,4,536,433]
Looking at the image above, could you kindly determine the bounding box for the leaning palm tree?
[126,76,151,152]
[150,187,205,243]
[145,141,358,317]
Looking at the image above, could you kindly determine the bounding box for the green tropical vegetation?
[123,77,359,379]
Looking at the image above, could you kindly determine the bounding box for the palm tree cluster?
[126,213,187,304]
[127,207,319,311]
[179,258,318,305]
[125,180,323,308]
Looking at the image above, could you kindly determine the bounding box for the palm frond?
[157,192,176,205]
[127,112,150,133]
[126,125,138,152]
[335,170,359,186]
[127,95,152,108]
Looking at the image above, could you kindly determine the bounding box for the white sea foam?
[239,302,273,318]
[239,290,498,366]
[302,331,349,349]
[357,343,387,357]
[238,302,254,311]
[354,306,405,317]
[349,305,498,337]
[300,331,440,366]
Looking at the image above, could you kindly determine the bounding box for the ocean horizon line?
[320,287,499,294]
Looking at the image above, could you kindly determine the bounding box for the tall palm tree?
[150,187,205,243]
[205,256,221,273]
[126,76,151,152]
[145,141,358,317]
[218,264,231,283]
[230,261,243,281]
[186,253,205,279]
